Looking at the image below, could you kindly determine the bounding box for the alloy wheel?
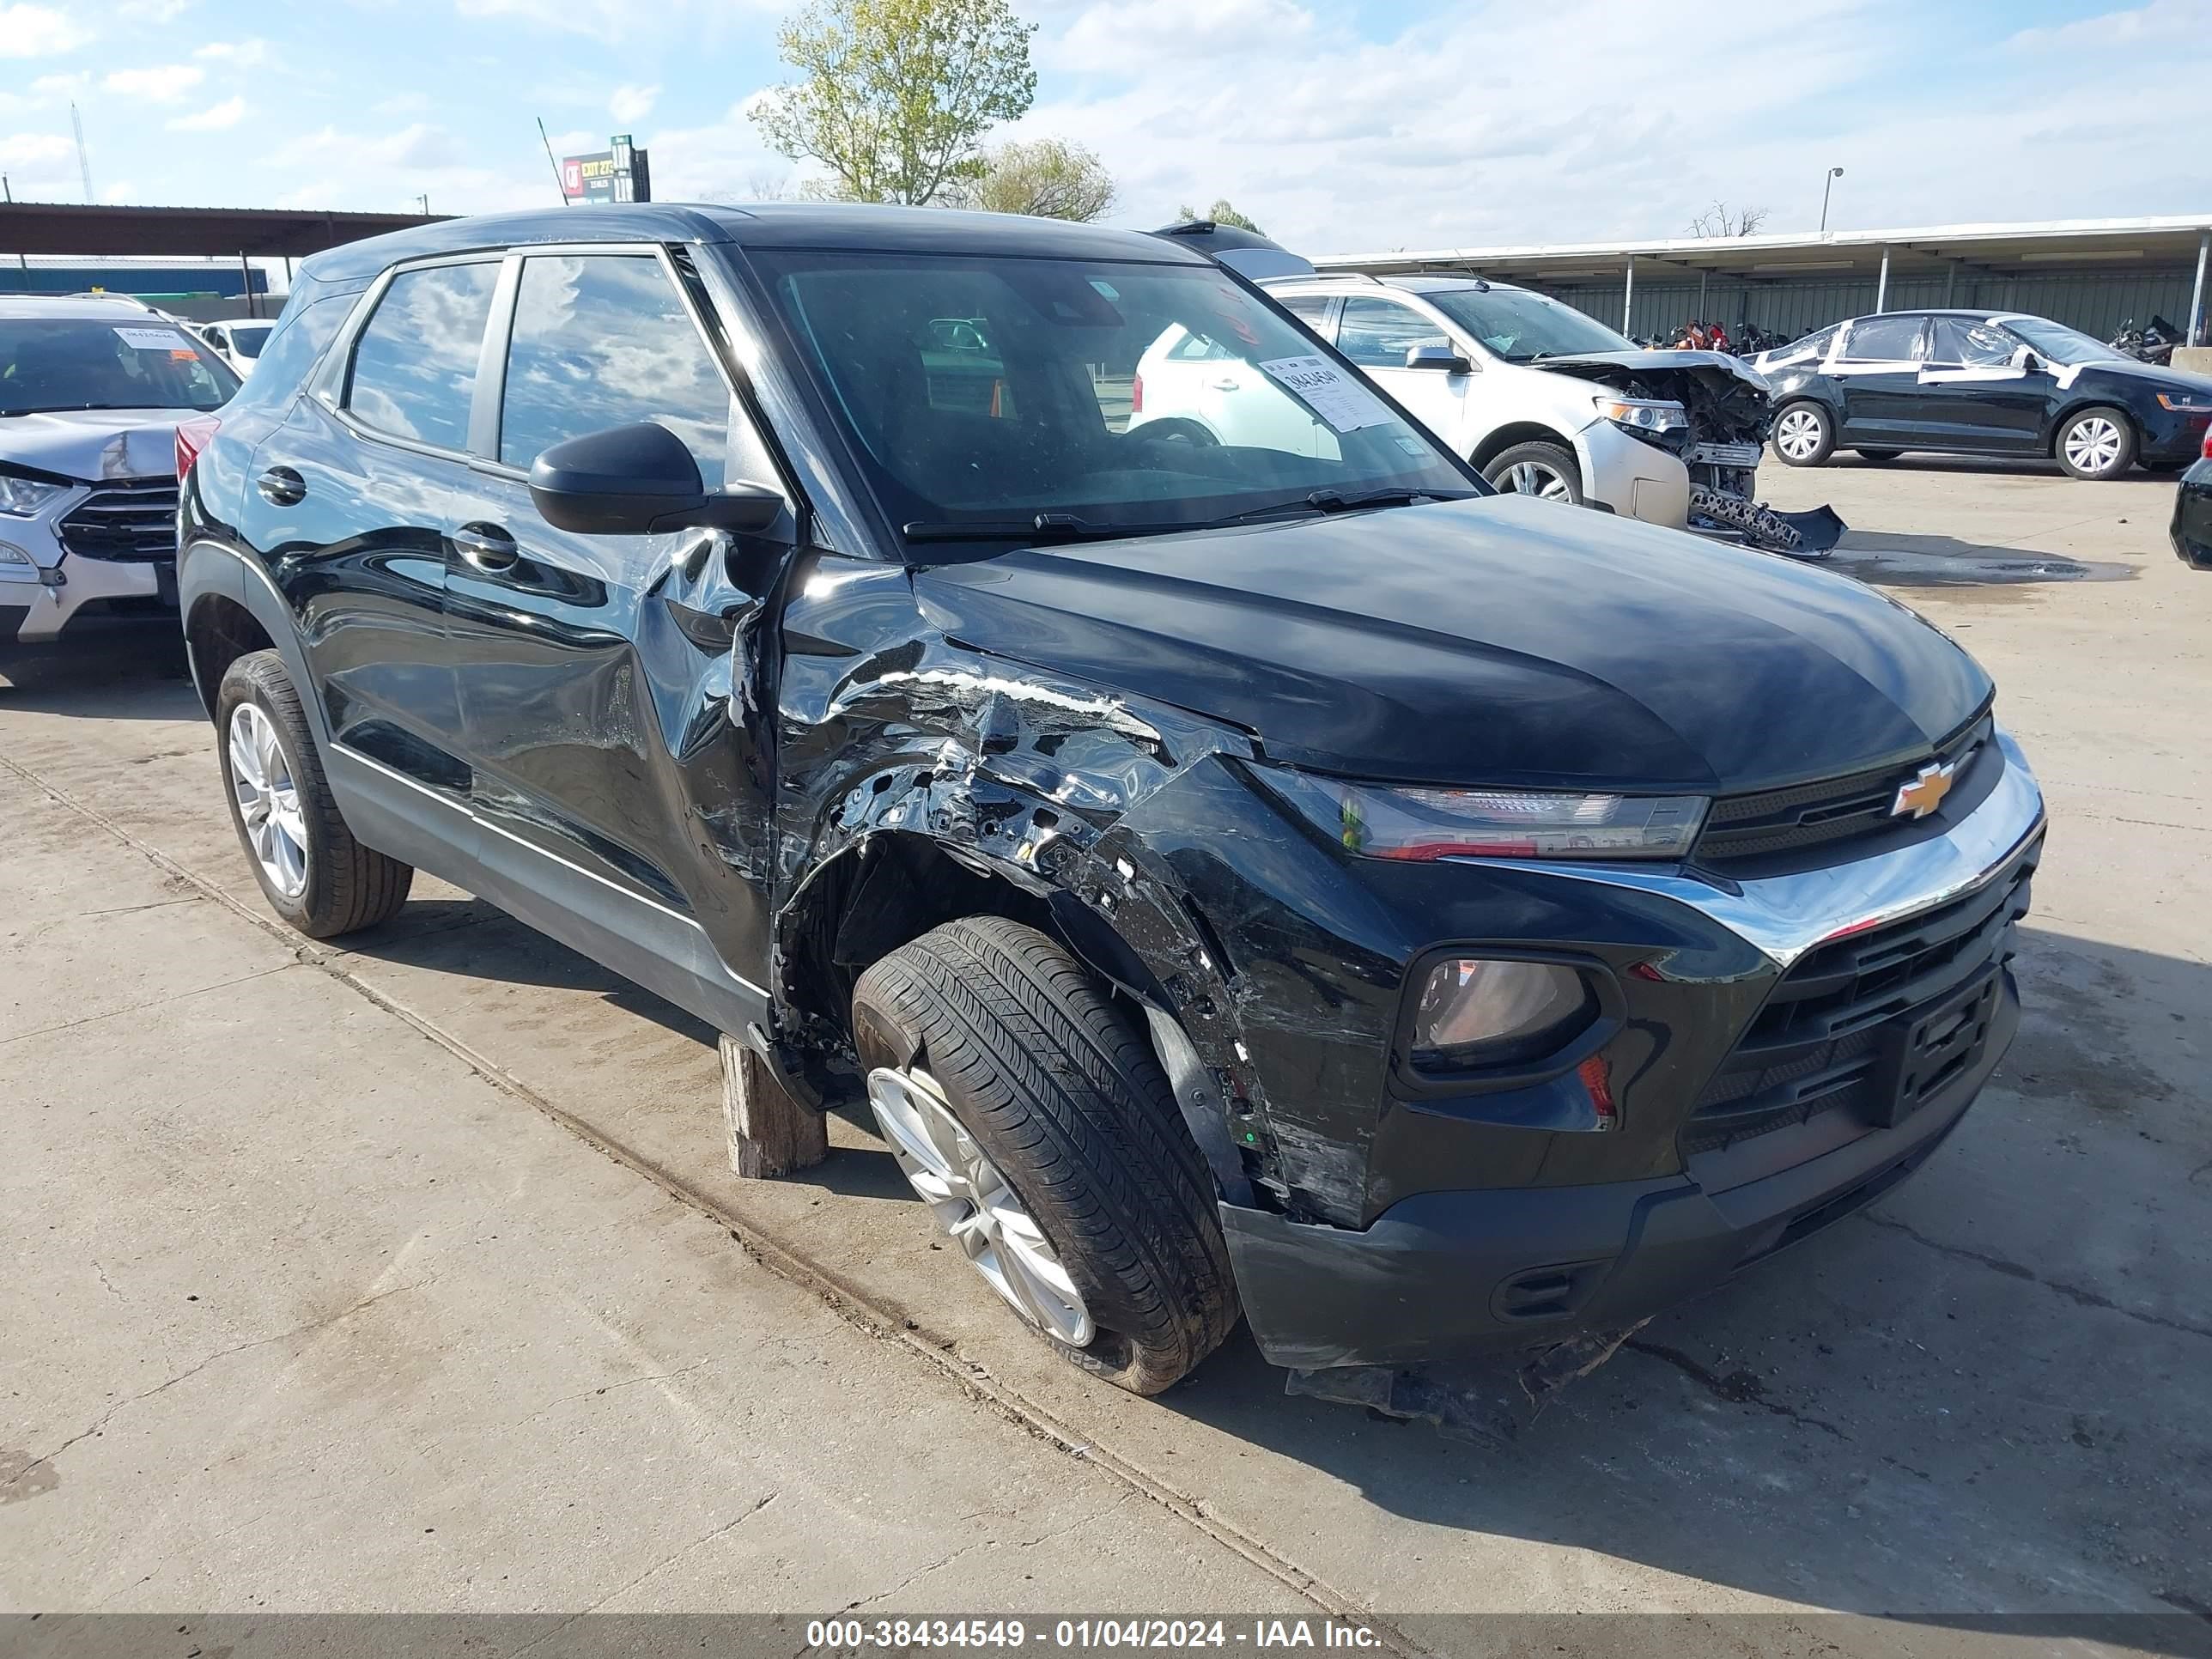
[228,702,308,899]
[1775,407,1825,461]
[1499,460,1575,502]
[866,1065,1095,1346]
[2063,416,2124,476]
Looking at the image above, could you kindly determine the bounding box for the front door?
[442,249,789,1000]
[1914,318,2058,452]
[1334,295,1470,450]
[1829,313,1929,447]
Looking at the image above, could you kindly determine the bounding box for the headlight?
[1263,767,1707,860]
[2156,392,2211,411]
[1410,957,1595,1073]
[1594,396,1689,436]
[0,473,70,517]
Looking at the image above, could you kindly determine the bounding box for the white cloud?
[0,132,72,167]
[118,0,193,20]
[103,64,207,104]
[194,39,272,67]
[169,95,246,132]
[0,3,90,57]
[609,82,659,124]
[98,179,138,204]
[29,71,87,98]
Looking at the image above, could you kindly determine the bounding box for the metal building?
[1314,216,2212,348]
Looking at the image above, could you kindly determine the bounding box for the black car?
[1754,308,2212,479]
[2173,437,2212,568]
[177,205,2045,1395]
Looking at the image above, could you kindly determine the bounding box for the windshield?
[0,319,238,416]
[2002,317,2119,367]
[748,250,1474,554]
[1424,287,1632,363]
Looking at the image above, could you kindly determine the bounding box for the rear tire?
[2055,406,2136,480]
[1771,401,1834,466]
[852,916,1238,1395]
[1482,440,1583,506]
[216,650,412,939]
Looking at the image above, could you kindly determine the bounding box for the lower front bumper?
[1224,972,2015,1371]
[0,559,176,665]
[1574,420,1691,529]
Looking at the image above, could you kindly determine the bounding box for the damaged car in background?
[1139,242,1842,556]
[178,204,2042,1416]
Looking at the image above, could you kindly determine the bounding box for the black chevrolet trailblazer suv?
[179,205,2045,1394]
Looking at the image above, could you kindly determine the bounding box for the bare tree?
[951,137,1117,221]
[1688,200,1770,239]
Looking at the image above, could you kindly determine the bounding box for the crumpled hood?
[912,495,1990,794]
[0,408,188,483]
[1537,347,1772,393]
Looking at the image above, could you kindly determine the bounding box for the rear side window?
[1840,314,1925,363]
[346,261,499,452]
[1275,293,1334,332]
[499,253,735,480]
[228,292,356,410]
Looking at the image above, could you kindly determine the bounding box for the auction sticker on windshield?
[1259,355,1393,434]
[113,326,198,354]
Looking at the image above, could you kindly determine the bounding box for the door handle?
[256,466,306,507]
[452,522,519,573]
[1206,377,1243,392]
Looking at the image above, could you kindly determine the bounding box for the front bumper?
[0,558,176,664]
[1221,727,2045,1371]
[2140,406,2212,465]
[1573,420,1691,529]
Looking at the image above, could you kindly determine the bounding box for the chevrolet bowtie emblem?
[1892,761,1957,819]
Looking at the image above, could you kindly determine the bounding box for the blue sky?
[3,0,2207,257]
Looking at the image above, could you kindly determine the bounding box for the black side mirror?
[1404,343,1473,374]
[529,422,784,536]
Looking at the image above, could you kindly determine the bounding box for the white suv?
[1250,276,1778,532]
[1,295,239,665]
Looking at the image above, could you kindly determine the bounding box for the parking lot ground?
[3,459,2209,1643]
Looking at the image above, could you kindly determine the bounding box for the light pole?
[1820,167,1844,234]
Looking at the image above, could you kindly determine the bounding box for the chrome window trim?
[1452,726,2045,970]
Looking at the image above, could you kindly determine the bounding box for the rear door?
[1915,318,2056,452]
[441,246,791,996]
[242,256,500,801]
[1334,295,1468,449]
[1829,313,1929,446]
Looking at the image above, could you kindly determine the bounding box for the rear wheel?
[1771,401,1834,466]
[1482,440,1583,505]
[2055,406,2136,480]
[851,916,1237,1395]
[216,650,412,938]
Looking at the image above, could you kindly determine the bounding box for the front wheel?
[1482,440,1583,505]
[2055,406,2136,480]
[851,916,1238,1395]
[1855,447,1903,463]
[216,650,413,938]
[1771,401,1834,466]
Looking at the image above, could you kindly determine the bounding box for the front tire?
[1771,401,1834,466]
[2055,406,2136,480]
[1482,440,1583,505]
[852,917,1238,1395]
[1854,447,1903,463]
[216,650,412,938]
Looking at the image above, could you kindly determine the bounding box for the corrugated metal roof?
[0,203,453,258]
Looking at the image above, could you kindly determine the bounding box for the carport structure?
[1316,215,2212,348]
[0,202,447,319]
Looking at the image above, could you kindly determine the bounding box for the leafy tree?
[1688,200,1770,238]
[751,0,1037,206]
[1176,198,1262,234]
[958,137,1117,221]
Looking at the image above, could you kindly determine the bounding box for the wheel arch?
[178,539,325,744]
[2043,397,2141,457]
[1469,421,1575,472]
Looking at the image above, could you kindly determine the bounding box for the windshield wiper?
[901,512,1187,544]
[1208,486,1467,527]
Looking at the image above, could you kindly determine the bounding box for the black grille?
[57,477,180,564]
[1695,714,1994,869]
[1683,837,2038,1152]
